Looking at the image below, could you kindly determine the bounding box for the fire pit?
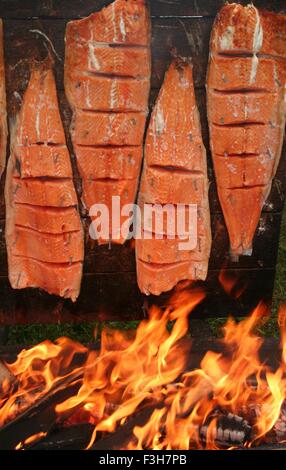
[0,290,286,451]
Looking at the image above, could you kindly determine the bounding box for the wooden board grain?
[0,267,276,324]
[0,0,284,323]
[0,211,282,277]
[0,0,284,19]
[3,17,212,94]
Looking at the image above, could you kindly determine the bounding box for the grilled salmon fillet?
[207,3,286,258]
[136,60,211,296]
[65,0,151,244]
[5,65,84,301]
[0,20,7,178]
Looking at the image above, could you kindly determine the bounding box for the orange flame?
[0,337,87,428]
[278,302,286,369]
[0,290,286,450]
[218,269,248,299]
[15,432,47,450]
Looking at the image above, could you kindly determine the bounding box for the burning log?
[272,405,286,440]
[92,405,160,450]
[199,410,252,447]
[0,368,84,450]
[91,401,286,450]
[91,403,251,450]
[25,424,94,450]
[249,443,286,450]
[243,401,286,446]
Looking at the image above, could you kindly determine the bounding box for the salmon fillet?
[138,198,208,237]
[85,178,138,244]
[140,167,208,205]
[12,227,83,264]
[13,145,73,179]
[14,204,82,234]
[65,0,151,244]
[65,72,150,112]
[71,110,146,146]
[137,259,208,297]
[66,42,150,78]
[208,55,286,92]
[12,178,78,207]
[75,145,141,180]
[207,4,286,258]
[136,59,211,295]
[0,20,7,178]
[136,234,209,264]
[9,255,82,301]
[65,0,150,46]
[16,68,66,145]
[5,65,84,301]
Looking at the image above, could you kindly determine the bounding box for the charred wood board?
[0,212,283,276]
[0,380,82,450]
[0,0,284,19]
[0,268,277,323]
[0,0,284,322]
[18,411,285,450]
[27,423,94,450]
[0,357,87,450]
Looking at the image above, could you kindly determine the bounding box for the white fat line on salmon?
[110,80,117,108]
[14,108,24,145]
[273,63,281,88]
[88,43,101,71]
[219,26,234,50]
[87,12,94,42]
[85,80,92,108]
[35,107,41,142]
[112,1,117,42]
[119,13,126,42]
[250,6,263,84]
[154,104,165,136]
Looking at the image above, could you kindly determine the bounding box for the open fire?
[0,286,286,450]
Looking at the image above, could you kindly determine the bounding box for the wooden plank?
[149,268,276,319]
[151,18,212,89]
[0,267,275,324]
[3,17,213,94]
[0,0,284,19]
[0,0,284,322]
[0,210,282,279]
[4,18,66,99]
[0,273,144,324]
[151,0,286,17]
[210,212,283,270]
